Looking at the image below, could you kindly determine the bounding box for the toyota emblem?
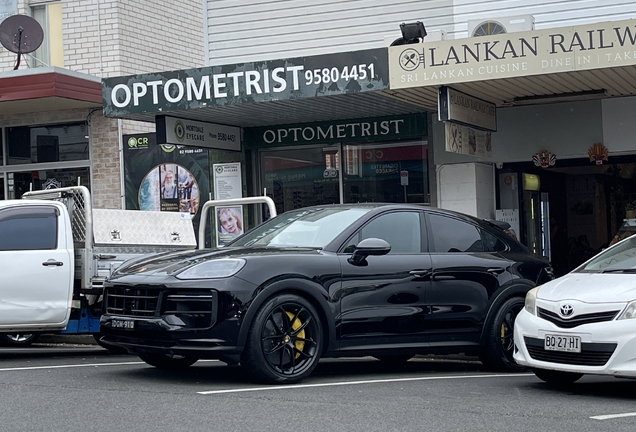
[560,304,574,317]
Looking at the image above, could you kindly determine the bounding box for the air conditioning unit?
[467,15,534,37]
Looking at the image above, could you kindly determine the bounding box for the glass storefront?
[260,140,428,214]
[1,123,91,199]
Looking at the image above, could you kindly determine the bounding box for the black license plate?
[111,319,135,330]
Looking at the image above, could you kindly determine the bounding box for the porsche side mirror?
[348,238,391,265]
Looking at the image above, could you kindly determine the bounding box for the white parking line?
[0,361,144,371]
[0,359,220,372]
[197,373,534,395]
[591,412,636,420]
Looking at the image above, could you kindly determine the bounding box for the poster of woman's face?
[216,206,243,247]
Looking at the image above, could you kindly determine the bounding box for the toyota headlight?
[176,259,246,280]
[618,300,636,320]
[524,287,540,316]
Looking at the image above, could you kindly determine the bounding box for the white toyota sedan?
[514,234,636,385]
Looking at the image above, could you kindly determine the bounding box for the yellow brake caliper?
[286,311,305,358]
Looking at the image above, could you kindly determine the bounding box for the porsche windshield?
[576,235,636,273]
[230,207,371,248]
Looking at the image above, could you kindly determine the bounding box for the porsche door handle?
[42,260,64,267]
[487,268,506,275]
[409,270,432,279]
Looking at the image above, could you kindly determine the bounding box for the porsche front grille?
[105,286,217,328]
[105,286,161,317]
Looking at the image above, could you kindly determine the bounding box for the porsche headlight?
[524,287,540,316]
[618,300,636,320]
[176,259,246,280]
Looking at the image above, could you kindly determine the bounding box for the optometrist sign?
[389,18,636,88]
[156,116,241,151]
[102,48,389,117]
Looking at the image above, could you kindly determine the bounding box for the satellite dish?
[0,14,44,70]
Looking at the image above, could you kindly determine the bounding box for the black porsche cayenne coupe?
[100,203,553,384]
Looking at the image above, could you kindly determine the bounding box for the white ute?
[0,186,196,347]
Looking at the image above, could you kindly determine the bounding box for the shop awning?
[0,67,102,115]
[100,18,636,128]
[386,18,636,111]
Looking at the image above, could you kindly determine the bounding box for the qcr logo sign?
[127,136,150,149]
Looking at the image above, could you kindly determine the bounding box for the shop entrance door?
[523,191,550,260]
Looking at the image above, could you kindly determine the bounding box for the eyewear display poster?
[122,133,210,240]
[213,163,243,200]
[216,205,244,247]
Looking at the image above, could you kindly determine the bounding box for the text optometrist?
[110,66,306,108]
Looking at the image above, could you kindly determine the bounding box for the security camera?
[495,162,503,169]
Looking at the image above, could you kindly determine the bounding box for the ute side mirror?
[348,238,391,266]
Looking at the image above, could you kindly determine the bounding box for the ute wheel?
[479,297,525,372]
[0,333,40,347]
[139,353,198,369]
[532,368,583,385]
[241,294,323,384]
[374,355,414,363]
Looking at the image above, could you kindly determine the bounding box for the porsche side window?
[428,214,483,253]
[0,206,58,251]
[343,212,421,254]
[481,229,507,252]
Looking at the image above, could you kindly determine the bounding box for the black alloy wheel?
[0,333,40,347]
[532,368,583,385]
[138,353,199,369]
[242,294,322,384]
[479,296,526,372]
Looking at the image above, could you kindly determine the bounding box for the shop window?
[343,141,428,204]
[31,2,64,68]
[11,168,90,198]
[7,123,89,165]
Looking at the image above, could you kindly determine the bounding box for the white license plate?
[111,319,134,330]
[544,334,581,353]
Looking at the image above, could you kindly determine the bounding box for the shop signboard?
[244,113,427,149]
[103,48,389,117]
[389,18,636,89]
[438,86,497,131]
[122,133,210,241]
[156,116,241,151]
[445,122,492,158]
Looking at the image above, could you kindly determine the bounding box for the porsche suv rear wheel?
[479,297,525,372]
[242,294,322,384]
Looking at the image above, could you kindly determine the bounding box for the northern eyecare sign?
[389,18,636,88]
[101,49,389,116]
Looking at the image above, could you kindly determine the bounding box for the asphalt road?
[0,343,635,432]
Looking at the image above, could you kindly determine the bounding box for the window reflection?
[7,124,89,165]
